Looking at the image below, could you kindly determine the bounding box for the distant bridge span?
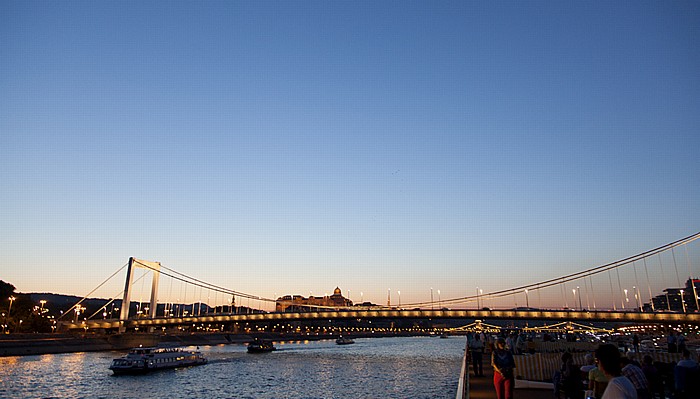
[60,309,700,330]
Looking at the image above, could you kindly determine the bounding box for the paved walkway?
[468,360,552,399]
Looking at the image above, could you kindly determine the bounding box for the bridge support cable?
[584,277,591,310]
[672,248,685,312]
[686,246,700,312]
[608,270,616,311]
[57,261,128,321]
[643,258,655,311]
[131,258,277,307]
[632,261,641,311]
[589,275,596,309]
[616,268,624,310]
[401,232,700,310]
[658,254,671,311]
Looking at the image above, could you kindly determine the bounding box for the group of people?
[564,345,700,399]
[666,331,687,354]
[467,333,517,399]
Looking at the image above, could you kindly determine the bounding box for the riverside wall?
[0,332,250,357]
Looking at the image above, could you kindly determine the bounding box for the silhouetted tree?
[0,280,16,302]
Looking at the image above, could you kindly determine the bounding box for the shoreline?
[0,331,442,357]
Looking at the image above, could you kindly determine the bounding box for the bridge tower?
[119,257,161,332]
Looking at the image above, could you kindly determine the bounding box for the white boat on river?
[109,346,207,375]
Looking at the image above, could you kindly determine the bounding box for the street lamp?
[397,291,401,308]
[8,296,15,318]
[577,286,582,311]
[624,289,629,308]
[437,290,441,309]
[524,289,529,309]
[39,300,46,314]
[634,286,642,312]
[680,290,687,313]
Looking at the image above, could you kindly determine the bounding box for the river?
[0,336,465,398]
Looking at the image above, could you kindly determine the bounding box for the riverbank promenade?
[469,362,548,399]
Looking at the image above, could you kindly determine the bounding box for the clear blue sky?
[2,1,699,308]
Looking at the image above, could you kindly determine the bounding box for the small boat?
[247,338,276,353]
[335,336,355,345]
[109,346,207,375]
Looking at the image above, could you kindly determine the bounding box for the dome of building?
[334,287,341,295]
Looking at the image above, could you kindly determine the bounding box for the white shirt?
[601,376,637,399]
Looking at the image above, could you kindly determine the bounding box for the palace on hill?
[276,287,353,312]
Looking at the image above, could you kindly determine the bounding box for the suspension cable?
[58,262,128,320]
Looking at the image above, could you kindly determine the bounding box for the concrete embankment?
[0,333,252,357]
[0,331,429,357]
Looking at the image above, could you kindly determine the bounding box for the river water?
[0,336,465,399]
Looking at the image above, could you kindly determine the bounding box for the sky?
[1,1,700,310]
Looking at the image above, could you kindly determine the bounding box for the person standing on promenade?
[469,333,485,377]
[492,337,516,399]
[666,331,676,353]
[676,333,686,353]
[595,344,637,399]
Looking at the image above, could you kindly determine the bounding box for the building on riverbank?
[275,287,353,312]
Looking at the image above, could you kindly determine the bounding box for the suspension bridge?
[57,232,700,332]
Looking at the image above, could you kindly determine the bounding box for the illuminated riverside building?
[644,279,700,312]
[276,287,353,312]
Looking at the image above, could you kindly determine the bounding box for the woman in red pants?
[492,338,516,399]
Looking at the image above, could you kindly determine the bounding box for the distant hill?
[28,293,114,316]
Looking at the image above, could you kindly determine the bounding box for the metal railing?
[456,337,470,399]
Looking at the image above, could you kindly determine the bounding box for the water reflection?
[1,337,463,398]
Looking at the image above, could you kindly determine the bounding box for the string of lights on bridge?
[59,231,700,324]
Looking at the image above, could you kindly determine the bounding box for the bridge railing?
[456,337,470,399]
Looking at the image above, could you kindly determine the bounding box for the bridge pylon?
[119,257,161,332]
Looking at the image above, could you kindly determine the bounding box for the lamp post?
[680,290,687,313]
[623,289,629,309]
[577,286,582,311]
[437,290,441,309]
[39,300,46,313]
[8,296,15,318]
[476,287,480,309]
[524,289,529,309]
[634,286,642,312]
[397,291,401,308]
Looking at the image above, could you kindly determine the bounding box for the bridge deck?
[60,309,700,330]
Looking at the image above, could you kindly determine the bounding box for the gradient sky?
[2,1,699,309]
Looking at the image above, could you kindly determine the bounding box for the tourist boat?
[247,338,276,353]
[335,336,355,345]
[109,346,207,375]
